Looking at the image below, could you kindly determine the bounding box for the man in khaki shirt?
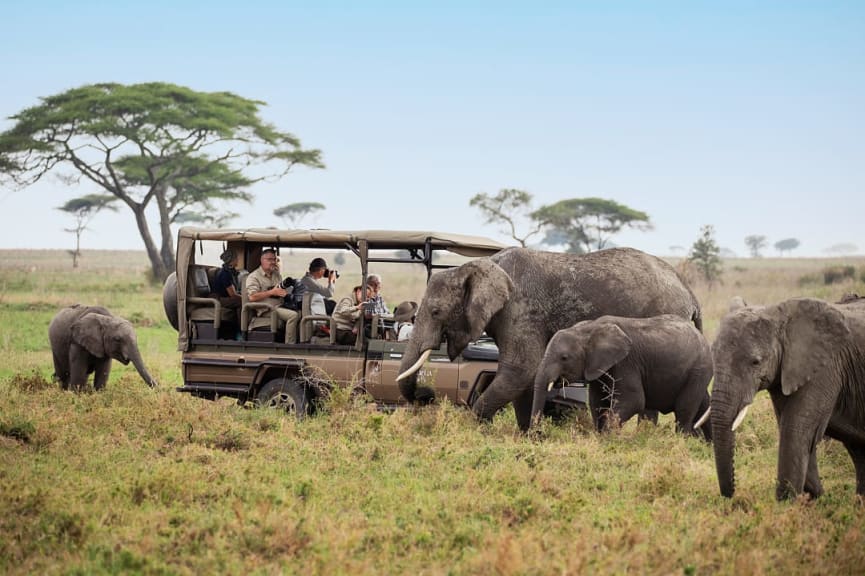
[245,248,299,343]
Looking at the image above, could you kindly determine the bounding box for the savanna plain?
[2,249,865,575]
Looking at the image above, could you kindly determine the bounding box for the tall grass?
[1,249,865,575]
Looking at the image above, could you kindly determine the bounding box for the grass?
[1,249,865,575]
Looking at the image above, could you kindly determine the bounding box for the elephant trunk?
[397,341,435,403]
[711,392,739,498]
[129,348,158,388]
[530,362,557,424]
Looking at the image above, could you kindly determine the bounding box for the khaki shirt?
[333,295,362,331]
[245,266,284,316]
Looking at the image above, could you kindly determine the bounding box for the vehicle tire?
[162,272,179,331]
[256,378,310,418]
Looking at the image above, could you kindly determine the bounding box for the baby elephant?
[533,314,712,439]
[49,304,158,391]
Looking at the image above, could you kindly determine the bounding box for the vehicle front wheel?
[256,378,310,418]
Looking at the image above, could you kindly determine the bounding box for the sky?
[1,1,863,257]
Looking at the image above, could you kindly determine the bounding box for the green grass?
[1,249,865,575]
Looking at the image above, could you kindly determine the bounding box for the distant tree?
[0,82,324,280]
[689,225,723,286]
[532,197,652,254]
[273,201,326,229]
[824,243,859,256]
[56,194,118,268]
[469,189,544,247]
[774,238,800,256]
[744,235,768,258]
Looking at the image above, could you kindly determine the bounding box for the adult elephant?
[48,304,158,391]
[711,297,865,500]
[396,247,702,431]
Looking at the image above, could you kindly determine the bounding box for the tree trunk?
[155,189,176,281]
[130,203,168,281]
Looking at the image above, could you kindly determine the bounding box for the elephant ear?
[71,313,109,358]
[460,259,513,342]
[778,298,850,396]
[584,323,632,381]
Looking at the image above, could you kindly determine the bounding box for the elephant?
[532,314,713,439]
[710,297,865,500]
[396,246,702,431]
[48,304,158,391]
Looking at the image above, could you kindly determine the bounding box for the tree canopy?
[0,82,324,280]
[468,189,544,247]
[531,197,652,253]
[274,201,326,229]
[774,238,800,256]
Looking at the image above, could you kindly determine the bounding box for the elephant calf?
[48,304,158,391]
[533,314,713,439]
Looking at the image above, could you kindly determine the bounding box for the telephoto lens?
[326,268,340,278]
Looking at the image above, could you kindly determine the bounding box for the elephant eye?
[750,356,761,366]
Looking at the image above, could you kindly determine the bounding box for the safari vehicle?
[163,227,587,416]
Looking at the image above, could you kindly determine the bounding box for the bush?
[822,265,855,285]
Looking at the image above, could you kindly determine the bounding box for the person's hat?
[220,249,236,264]
[393,301,418,323]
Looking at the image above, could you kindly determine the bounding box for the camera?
[325,268,340,279]
[280,277,296,290]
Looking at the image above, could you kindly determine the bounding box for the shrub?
[823,265,855,285]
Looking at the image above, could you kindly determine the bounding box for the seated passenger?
[333,285,365,345]
[393,301,418,341]
[365,274,389,316]
[290,257,338,314]
[213,249,242,311]
[245,248,298,344]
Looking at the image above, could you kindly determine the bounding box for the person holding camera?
[246,248,299,343]
[292,257,338,315]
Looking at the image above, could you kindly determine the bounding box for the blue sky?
[2,1,863,256]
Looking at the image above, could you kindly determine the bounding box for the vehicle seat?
[299,292,337,344]
[240,273,279,341]
[187,265,236,339]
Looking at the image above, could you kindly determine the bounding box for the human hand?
[272,286,288,297]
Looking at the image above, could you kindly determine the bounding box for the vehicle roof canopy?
[176,227,508,257]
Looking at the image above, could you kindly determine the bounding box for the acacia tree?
[744,235,768,258]
[531,197,652,253]
[774,237,800,256]
[689,225,723,286]
[0,82,324,280]
[56,194,118,268]
[274,201,326,229]
[469,189,545,247]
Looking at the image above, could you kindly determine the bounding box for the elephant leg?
[512,388,534,432]
[588,381,608,431]
[803,446,824,498]
[843,443,865,496]
[472,362,532,429]
[52,350,69,390]
[93,358,112,391]
[68,344,91,392]
[776,399,831,500]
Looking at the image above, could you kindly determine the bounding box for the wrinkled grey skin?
[398,247,702,431]
[711,297,865,500]
[48,305,158,391]
[533,314,713,439]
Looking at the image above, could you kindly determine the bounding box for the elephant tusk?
[731,405,750,431]
[694,407,710,429]
[396,349,432,382]
[546,380,555,392]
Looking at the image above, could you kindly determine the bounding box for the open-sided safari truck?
[162,228,511,414]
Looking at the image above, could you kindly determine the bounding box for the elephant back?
[490,246,702,338]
